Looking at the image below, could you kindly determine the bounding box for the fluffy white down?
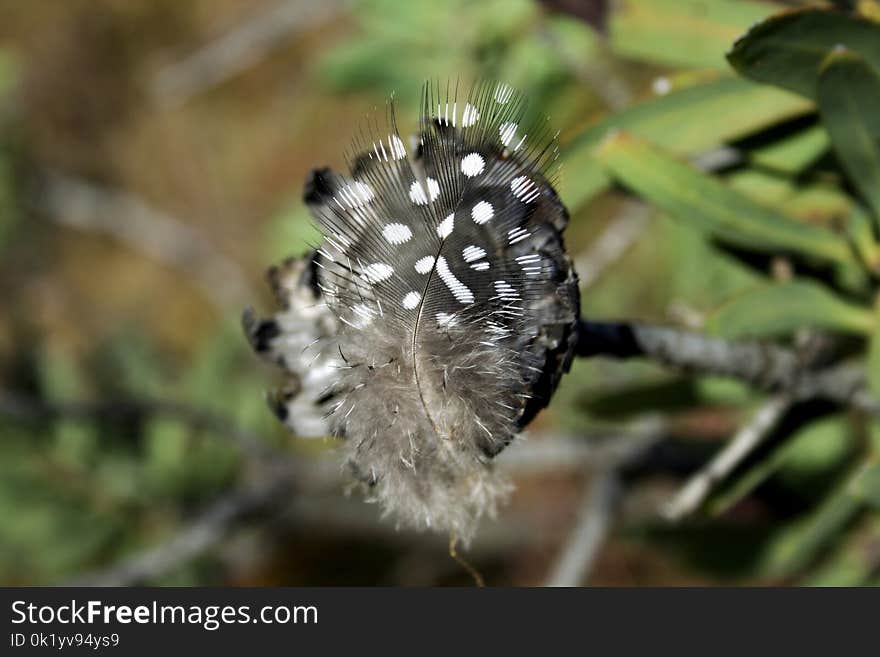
[327,321,519,543]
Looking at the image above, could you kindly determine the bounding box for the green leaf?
[561,77,813,211]
[845,207,880,271]
[806,515,880,586]
[724,169,851,226]
[817,47,880,221]
[705,280,874,339]
[709,415,852,516]
[849,462,880,509]
[761,462,866,579]
[871,420,880,454]
[609,0,774,70]
[747,123,829,174]
[728,8,880,99]
[593,132,854,264]
[868,316,880,404]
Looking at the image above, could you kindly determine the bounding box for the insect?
[245,81,579,543]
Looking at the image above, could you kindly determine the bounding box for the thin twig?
[48,423,667,586]
[0,391,273,460]
[501,416,668,473]
[545,470,620,586]
[66,464,297,586]
[576,320,879,416]
[0,385,670,482]
[575,199,652,289]
[35,171,254,311]
[536,21,632,111]
[152,0,348,108]
[542,419,664,587]
[65,482,553,586]
[662,394,793,521]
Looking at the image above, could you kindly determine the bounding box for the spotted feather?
[250,81,579,542]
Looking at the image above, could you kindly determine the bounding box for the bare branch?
[662,394,793,521]
[501,416,668,473]
[576,320,880,416]
[540,418,665,587]
[545,470,620,587]
[575,199,652,289]
[0,391,273,460]
[64,469,555,587]
[66,464,297,586]
[152,0,348,108]
[36,171,254,311]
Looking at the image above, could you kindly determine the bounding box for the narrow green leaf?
[709,415,851,516]
[806,515,880,586]
[728,8,880,99]
[849,462,880,509]
[871,420,880,454]
[594,133,854,264]
[609,0,774,70]
[725,169,851,226]
[761,461,866,579]
[817,47,880,221]
[561,77,813,211]
[748,123,829,174]
[705,281,874,339]
[867,316,880,405]
[846,207,880,272]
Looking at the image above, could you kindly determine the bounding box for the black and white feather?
[245,81,579,542]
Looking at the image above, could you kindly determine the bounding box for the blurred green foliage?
[594,4,880,584]
[2,0,880,586]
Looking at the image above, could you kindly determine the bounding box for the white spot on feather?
[362,262,394,283]
[414,256,436,274]
[494,83,514,104]
[409,178,440,205]
[402,291,422,309]
[471,201,494,224]
[436,256,474,304]
[461,103,480,127]
[494,280,518,299]
[499,122,517,146]
[460,152,485,177]
[389,134,406,160]
[437,213,455,238]
[516,253,542,276]
[337,181,374,208]
[508,227,530,245]
[382,223,412,244]
[462,245,486,262]
[511,175,540,203]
